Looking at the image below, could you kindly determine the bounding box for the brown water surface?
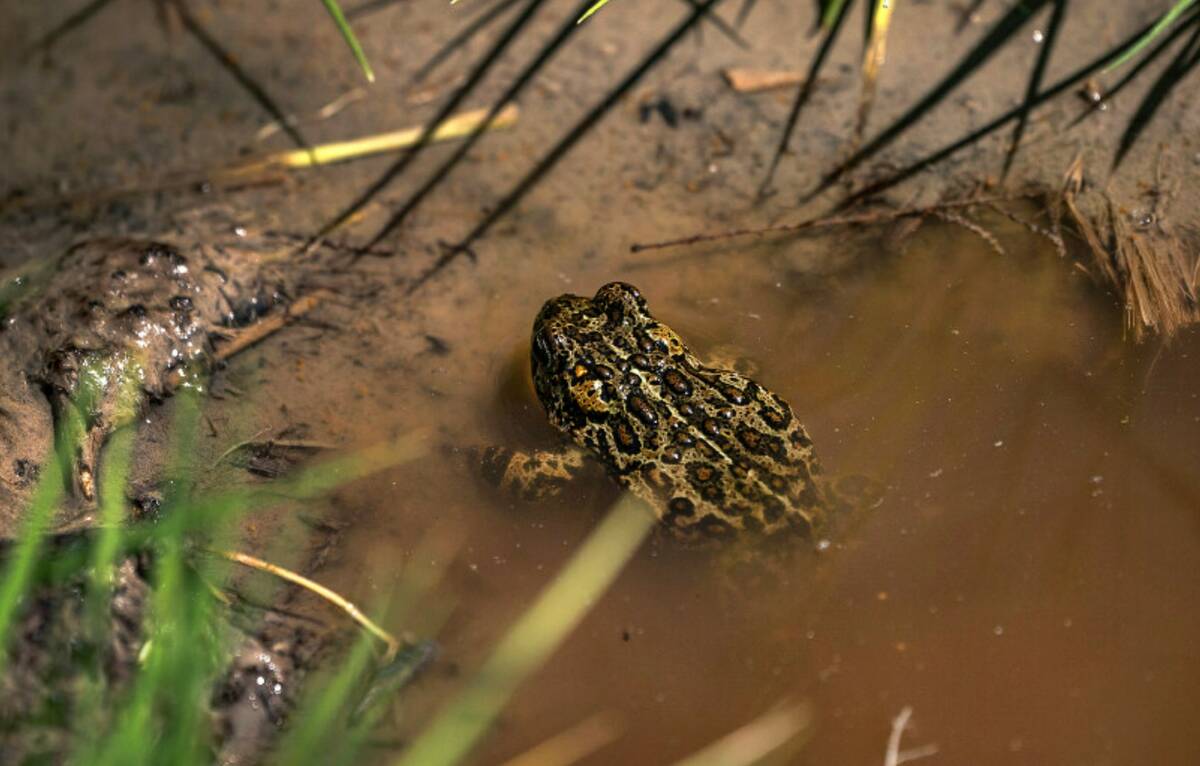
[315,213,1199,765]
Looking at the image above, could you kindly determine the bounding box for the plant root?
[213,548,400,660]
[1060,150,1200,340]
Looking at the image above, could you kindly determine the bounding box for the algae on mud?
[0,238,288,531]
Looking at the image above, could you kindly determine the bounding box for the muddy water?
[318,213,1200,765]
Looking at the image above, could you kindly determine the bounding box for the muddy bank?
[0,230,389,760]
[3,3,1198,270]
[0,237,294,529]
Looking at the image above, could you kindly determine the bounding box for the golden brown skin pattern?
[531,282,828,540]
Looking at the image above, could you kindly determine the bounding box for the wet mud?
[0,237,289,531]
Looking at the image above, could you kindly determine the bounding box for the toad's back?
[530,282,827,539]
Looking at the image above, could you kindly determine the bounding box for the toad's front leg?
[473,444,599,502]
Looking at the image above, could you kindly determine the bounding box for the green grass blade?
[577,0,611,23]
[162,431,429,536]
[68,364,142,761]
[1106,0,1197,71]
[0,360,101,667]
[147,388,217,764]
[321,0,376,82]
[95,430,427,559]
[821,0,849,31]
[79,386,221,766]
[87,545,217,766]
[86,427,133,589]
[349,640,438,734]
[395,494,654,766]
[0,437,69,669]
[1070,5,1200,128]
[1113,20,1200,168]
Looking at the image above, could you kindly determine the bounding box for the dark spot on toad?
[612,417,641,455]
[663,368,693,397]
[627,393,658,427]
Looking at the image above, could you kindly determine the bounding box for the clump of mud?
[0,235,337,762]
[0,237,288,531]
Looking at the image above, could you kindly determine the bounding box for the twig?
[979,199,1066,257]
[226,103,519,176]
[884,706,938,766]
[212,436,339,469]
[933,210,1007,256]
[261,230,397,258]
[1,107,513,217]
[162,293,323,391]
[213,548,400,660]
[722,68,806,93]
[257,439,338,451]
[211,427,272,468]
[1061,156,1109,265]
[212,292,326,363]
[204,577,235,607]
[884,706,912,766]
[629,195,1022,253]
[254,88,368,142]
[1062,151,1200,338]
